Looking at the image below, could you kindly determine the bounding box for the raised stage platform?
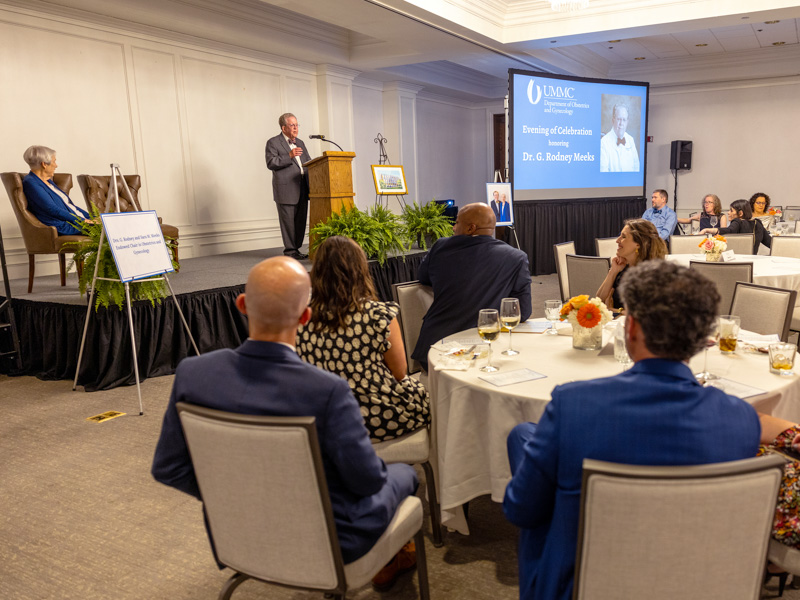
[1,247,426,390]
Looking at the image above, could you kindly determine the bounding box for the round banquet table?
[427,320,800,534]
[667,254,800,304]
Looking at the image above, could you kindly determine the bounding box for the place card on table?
[516,321,553,333]
[712,378,767,400]
[479,368,546,387]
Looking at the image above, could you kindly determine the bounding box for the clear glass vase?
[706,251,722,262]
[572,324,603,351]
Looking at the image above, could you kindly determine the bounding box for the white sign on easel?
[100,211,174,280]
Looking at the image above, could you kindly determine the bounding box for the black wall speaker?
[670,140,692,170]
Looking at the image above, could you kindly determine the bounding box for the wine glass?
[500,298,521,356]
[613,317,633,369]
[544,300,562,335]
[709,214,718,233]
[477,309,501,372]
[695,321,720,384]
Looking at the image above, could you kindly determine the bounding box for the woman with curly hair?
[750,192,775,231]
[297,235,429,442]
[596,218,667,310]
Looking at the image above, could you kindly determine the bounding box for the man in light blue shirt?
[642,189,676,240]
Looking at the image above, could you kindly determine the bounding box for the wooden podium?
[305,151,356,255]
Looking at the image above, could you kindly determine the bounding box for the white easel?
[72,164,199,415]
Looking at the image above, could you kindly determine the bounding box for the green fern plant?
[401,200,453,250]
[67,207,178,311]
[309,205,408,266]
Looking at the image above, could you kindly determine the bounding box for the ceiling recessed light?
[773,41,786,46]
[695,43,708,47]
[608,39,621,43]
[634,57,646,60]
[765,20,780,24]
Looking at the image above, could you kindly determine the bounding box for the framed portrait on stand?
[485,182,514,226]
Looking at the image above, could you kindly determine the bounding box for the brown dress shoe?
[371,541,417,591]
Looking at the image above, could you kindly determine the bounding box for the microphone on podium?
[309,134,344,151]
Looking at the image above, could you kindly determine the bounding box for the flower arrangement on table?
[769,208,783,218]
[560,295,613,350]
[699,235,727,254]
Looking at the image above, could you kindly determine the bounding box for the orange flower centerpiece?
[699,234,727,262]
[560,294,613,351]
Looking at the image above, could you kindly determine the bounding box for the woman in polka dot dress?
[297,236,430,442]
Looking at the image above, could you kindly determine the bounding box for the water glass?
[718,315,740,354]
[544,300,562,335]
[613,317,632,368]
[769,343,797,375]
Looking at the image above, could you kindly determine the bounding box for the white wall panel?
[646,78,800,213]
[353,85,384,209]
[181,57,282,226]
[130,47,189,225]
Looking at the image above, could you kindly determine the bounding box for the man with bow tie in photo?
[642,189,677,240]
[266,113,313,260]
[600,103,640,173]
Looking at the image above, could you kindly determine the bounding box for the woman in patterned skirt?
[297,236,429,442]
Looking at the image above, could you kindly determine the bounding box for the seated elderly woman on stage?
[297,236,429,442]
[596,218,666,311]
[21,145,92,236]
[700,198,771,253]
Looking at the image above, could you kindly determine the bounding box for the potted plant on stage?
[401,200,453,250]
[309,205,408,266]
[69,207,178,310]
[560,294,612,351]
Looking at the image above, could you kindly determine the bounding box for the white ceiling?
[19,0,800,99]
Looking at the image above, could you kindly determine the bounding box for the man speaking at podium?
[266,113,312,260]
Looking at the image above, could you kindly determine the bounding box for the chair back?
[392,281,434,374]
[770,237,800,259]
[594,237,617,259]
[176,403,346,592]
[574,455,784,600]
[1,172,72,253]
[730,282,796,342]
[689,260,753,314]
[77,174,142,213]
[724,233,755,255]
[566,254,610,299]
[669,234,706,255]
[784,206,800,223]
[554,241,576,302]
[795,221,800,235]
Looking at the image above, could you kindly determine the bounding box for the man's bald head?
[236,257,310,339]
[454,202,496,236]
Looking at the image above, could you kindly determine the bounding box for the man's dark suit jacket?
[411,235,532,366]
[265,134,311,206]
[503,359,761,600]
[152,340,417,563]
[22,172,89,235]
[490,200,511,223]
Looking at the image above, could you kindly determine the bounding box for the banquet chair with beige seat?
[669,234,706,255]
[553,241,575,302]
[723,233,756,255]
[573,456,783,600]
[1,172,88,293]
[729,282,796,342]
[772,237,800,259]
[77,174,180,265]
[380,280,443,548]
[768,539,800,597]
[689,260,753,314]
[594,237,617,259]
[176,403,430,600]
[566,254,610,299]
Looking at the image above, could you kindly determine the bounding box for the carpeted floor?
[1,272,794,599]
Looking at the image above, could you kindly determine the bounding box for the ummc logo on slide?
[527,80,542,105]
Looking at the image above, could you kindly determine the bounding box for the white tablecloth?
[668,254,800,305]
[427,321,800,533]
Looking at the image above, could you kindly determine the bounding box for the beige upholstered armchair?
[1,172,87,293]
[77,174,179,265]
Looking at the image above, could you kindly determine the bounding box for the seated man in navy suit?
[21,145,91,236]
[152,256,418,583]
[411,202,532,371]
[503,260,761,600]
